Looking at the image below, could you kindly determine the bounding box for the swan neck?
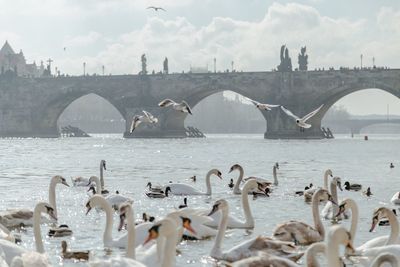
[125,206,136,259]
[241,184,254,228]
[312,192,324,238]
[162,229,178,267]
[385,209,399,245]
[327,236,341,267]
[100,163,104,189]
[33,206,44,253]
[324,172,329,190]
[205,170,213,195]
[273,166,278,186]
[211,207,229,259]
[49,179,57,217]
[306,242,324,267]
[371,254,398,267]
[95,177,102,195]
[348,200,358,243]
[233,166,244,194]
[330,182,338,217]
[100,199,114,247]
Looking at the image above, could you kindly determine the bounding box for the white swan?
[0,223,17,243]
[208,199,303,263]
[244,162,279,186]
[158,99,192,115]
[72,159,106,187]
[326,225,355,267]
[88,175,110,196]
[85,195,152,249]
[203,179,264,229]
[0,175,68,229]
[273,189,334,245]
[321,176,348,220]
[0,202,56,265]
[304,169,333,202]
[163,169,222,195]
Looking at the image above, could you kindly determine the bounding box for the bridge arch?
[36,91,126,136]
[185,90,266,134]
[313,81,400,121]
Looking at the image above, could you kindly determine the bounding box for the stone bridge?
[325,119,400,134]
[0,68,399,139]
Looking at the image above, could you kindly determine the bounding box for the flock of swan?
[0,158,399,267]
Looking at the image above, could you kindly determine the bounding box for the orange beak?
[143,229,158,246]
[183,221,197,235]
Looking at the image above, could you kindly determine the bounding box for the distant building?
[0,41,44,77]
[189,65,209,73]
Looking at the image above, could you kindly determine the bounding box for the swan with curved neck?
[273,189,335,245]
[322,176,344,220]
[336,203,400,252]
[116,204,178,267]
[0,202,56,265]
[164,169,222,195]
[230,164,274,195]
[370,253,398,267]
[88,176,109,196]
[326,225,354,267]
[86,195,152,249]
[205,179,263,229]
[0,175,67,229]
[208,199,303,263]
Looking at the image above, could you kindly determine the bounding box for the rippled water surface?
[0,134,399,266]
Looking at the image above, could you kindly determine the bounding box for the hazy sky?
[1,0,399,114]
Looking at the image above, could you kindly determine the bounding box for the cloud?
[64,32,102,48]
[53,3,399,76]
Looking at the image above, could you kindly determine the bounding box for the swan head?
[327,225,355,254]
[61,240,68,252]
[370,207,394,232]
[52,175,69,187]
[101,160,106,170]
[180,216,196,235]
[144,218,177,245]
[87,185,96,194]
[208,199,228,216]
[228,164,242,173]
[335,198,352,218]
[212,169,223,179]
[325,169,333,177]
[35,202,57,221]
[274,162,279,169]
[118,202,133,231]
[85,195,107,215]
[333,176,342,191]
[146,182,152,188]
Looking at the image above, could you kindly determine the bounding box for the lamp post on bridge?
[372,57,375,68]
[102,65,105,76]
[83,62,86,76]
[213,57,216,73]
[360,54,363,69]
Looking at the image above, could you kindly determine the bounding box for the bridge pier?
[123,108,187,138]
[264,108,325,139]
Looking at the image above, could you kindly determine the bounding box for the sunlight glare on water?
[0,134,399,266]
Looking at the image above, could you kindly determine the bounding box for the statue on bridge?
[163,57,168,74]
[277,45,292,72]
[140,54,147,75]
[298,46,308,71]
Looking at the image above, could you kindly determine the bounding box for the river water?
[0,134,399,266]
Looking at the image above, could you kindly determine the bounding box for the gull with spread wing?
[245,97,280,111]
[158,99,193,115]
[280,104,324,130]
[130,110,158,133]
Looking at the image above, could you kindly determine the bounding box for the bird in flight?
[158,99,193,115]
[245,97,280,111]
[280,104,324,130]
[147,6,166,11]
[130,110,158,133]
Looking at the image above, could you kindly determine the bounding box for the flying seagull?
[158,99,193,115]
[245,97,280,111]
[280,104,324,130]
[147,6,166,11]
[130,110,158,133]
